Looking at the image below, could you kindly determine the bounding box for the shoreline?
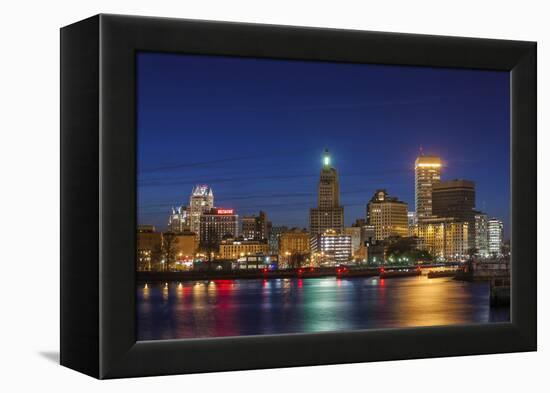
[137,268,380,282]
[135,266,452,282]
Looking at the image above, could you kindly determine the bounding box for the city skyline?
[137,52,510,238]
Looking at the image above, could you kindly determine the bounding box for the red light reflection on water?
[208,280,238,337]
[138,275,506,341]
[212,279,234,292]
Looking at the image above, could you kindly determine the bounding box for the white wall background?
[0,0,546,390]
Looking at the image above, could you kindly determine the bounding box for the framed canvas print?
[60,14,536,379]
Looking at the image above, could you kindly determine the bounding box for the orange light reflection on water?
[392,276,475,327]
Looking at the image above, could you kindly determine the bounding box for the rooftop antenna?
[419,146,424,156]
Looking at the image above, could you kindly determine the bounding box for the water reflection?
[137,276,509,341]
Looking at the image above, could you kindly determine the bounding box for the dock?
[456,258,510,306]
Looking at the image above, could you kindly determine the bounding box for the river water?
[136,276,510,341]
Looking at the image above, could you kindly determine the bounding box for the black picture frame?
[60,14,536,379]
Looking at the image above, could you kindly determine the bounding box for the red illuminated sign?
[216,209,234,215]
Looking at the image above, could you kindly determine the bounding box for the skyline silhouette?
[137,52,510,237]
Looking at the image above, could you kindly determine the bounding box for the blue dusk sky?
[137,52,510,238]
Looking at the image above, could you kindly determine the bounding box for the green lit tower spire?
[323,148,331,167]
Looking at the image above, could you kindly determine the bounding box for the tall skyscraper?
[168,205,190,233]
[432,179,476,248]
[415,155,442,223]
[309,149,344,235]
[367,190,408,240]
[189,185,214,234]
[488,218,504,255]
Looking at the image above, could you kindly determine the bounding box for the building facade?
[413,217,468,260]
[198,208,239,251]
[362,224,376,245]
[233,254,279,270]
[488,218,504,255]
[367,190,408,240]
[218,238,269,259]
[309,149,344,235]
[414,155,442,223]
[168,205,190,233]
[136,225,161,271]
[279,228,310,257]
[189,185,214,234]
[366,241,385,264]
[432,179,476,248]
[268,225,288,254]
[310,230,352,265]
[345,226,362,258]
[474,211,489,257]
[407,211,417,236]
[173,232,198,259]
[241,210,270,240]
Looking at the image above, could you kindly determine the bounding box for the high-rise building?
[488,218,504,255]
[168,205,190,233]
[241,216,256,239]
[309,149,344,235]
[241,211,270,240]
[367,190,408,240]
[415,155,442,223]
[432,180,475,217]
[189,185,214,234]
[199,208,238,252]
[432,179,476,248]
[413,217,469,261]
[474,211,489,257]
[310,230,352,265]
